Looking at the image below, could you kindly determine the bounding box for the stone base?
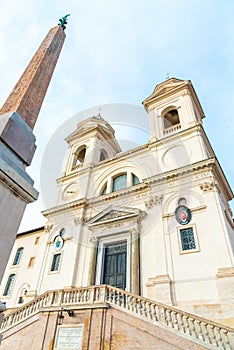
[0,112,38,281]
[216,267,234,303]
[146,274,172,304]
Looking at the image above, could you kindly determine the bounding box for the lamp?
[57,308,74,325]
[57,310,64,325]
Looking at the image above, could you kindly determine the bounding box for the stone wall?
[1,305,209,350]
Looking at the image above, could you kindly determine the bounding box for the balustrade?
[0,285,233,349]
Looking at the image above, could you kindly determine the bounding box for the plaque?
[55,325,84,349]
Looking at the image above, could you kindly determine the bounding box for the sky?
[0,0,234,232]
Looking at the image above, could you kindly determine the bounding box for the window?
[3,274,16,296]
[178,197,187,206]
[179,227,200,254]
[100,172,141,195]
[13,247,24,265]
[100,149,108,162]
[72,145,86,167]
[28,257,35,268]
[112,174,127,192]
[163,109,180,129]
[132,174,140,186]
[101,183,107,195]
[51,253,61,272]
[18,288,28,304]
[34,237,40,245]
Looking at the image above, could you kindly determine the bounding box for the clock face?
[63,183,79,201]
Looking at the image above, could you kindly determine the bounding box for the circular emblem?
[175,205,191,225]
[54,235,64,251]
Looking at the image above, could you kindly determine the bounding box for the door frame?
[95,233,131,291]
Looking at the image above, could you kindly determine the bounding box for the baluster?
[159,306,166,324]
[188,317,199,339]
[131,297,136,313]
[126,295,131,310]
[194,320,204,342]
[208,325,218,346]
[136,299,141,315]
[153,304,159,321]
[222,329,232,350]
[171,311,179,330]
[177,313,185,333]
[144,301,150,318]
[140,300,144,316]
[183,315,190,334]
[148,302,153,320]
[84,288,88,302]
[115,291,120,306]
[214,327,223,349]
[165,310,172,327]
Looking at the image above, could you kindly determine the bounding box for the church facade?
[1,78,234,328]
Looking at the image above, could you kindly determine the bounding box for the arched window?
[163,109,180,129]
[112,173,127,192]
[18,288,28,304]
[13,247,24,266]
[132,174,140,185]
[3,274,16,296]
[100,172,141,195]
[72,145,87,168]
[101,183,107,195]
[100,149,108,162]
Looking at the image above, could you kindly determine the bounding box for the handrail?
[1,285,233,349]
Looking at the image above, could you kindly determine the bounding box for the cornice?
[57,124,207,184]
[87,182,148,206]
[57,143,149,183]
[42,198,86,217]
[145,158,215,186]
[45,158,233,218]
[162,205,207,219]
[146,157,233,200]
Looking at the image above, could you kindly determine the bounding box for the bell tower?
[56,115,121,205]
[63,115,121,175]
[143,78,213,170]
[0,20,67,281]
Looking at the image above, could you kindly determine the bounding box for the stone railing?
[1,285,234,349]
[163,123,181,135]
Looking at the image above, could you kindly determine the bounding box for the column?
[131,229,140,294]
[87,238,98,286]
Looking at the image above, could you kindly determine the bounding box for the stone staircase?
[1,285,234,349]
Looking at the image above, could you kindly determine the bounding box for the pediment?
[66,117,115,142]
[143,78,190,106]
[87,206,144,226]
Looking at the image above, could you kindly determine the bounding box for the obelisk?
[0,17,68,282]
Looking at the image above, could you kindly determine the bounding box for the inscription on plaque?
[55,325,84,349]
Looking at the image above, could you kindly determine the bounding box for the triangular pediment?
[66,117,115,143]
[143,78,190,106]
[87,206,144,226]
